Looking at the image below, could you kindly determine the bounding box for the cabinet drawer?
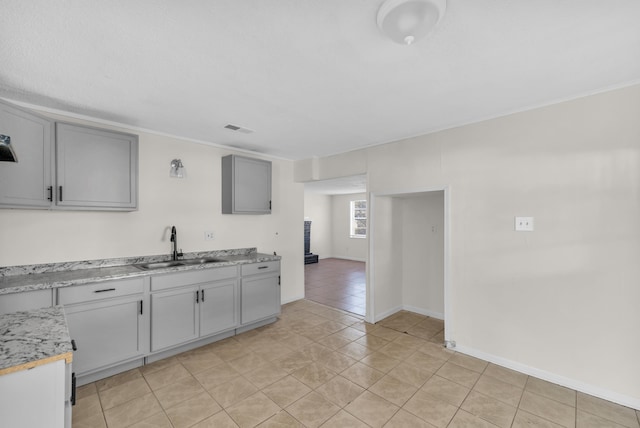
[58,278,144,305]
[151,266,238,292]
[241,261,280,276]
[0,289,53,315]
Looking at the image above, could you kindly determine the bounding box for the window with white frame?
[350,200,367,238]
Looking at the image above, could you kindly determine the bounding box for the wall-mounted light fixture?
[170,159,186,178]
[0,134,18,162]
[377,0,446,45]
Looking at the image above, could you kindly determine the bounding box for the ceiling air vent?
[224,124,254,134]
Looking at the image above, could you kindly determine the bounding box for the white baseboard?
[403,305,444,320]
[331,256,366,262]
[281,294,305,305]
[372,305,444,323]
[454,344,640,411]
[372,305,403,323]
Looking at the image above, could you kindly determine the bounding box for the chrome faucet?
[170,226,183,260]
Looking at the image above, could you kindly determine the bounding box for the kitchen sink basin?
[135,261,185,270]
[134,257,226,270]
[181,257,227,265]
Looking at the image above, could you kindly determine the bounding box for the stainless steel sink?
[180,257,227,265]
[135,257,226,270]
[135,261,185,270]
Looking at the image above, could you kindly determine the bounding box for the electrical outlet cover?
[515,217,534,232]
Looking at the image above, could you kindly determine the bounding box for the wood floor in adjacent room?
[305,258,366,316]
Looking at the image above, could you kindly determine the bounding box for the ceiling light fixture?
[377,0,446,45]
[170,159,186,178]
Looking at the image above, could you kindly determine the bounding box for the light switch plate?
[515,217,534,232]
[204,231,215,241]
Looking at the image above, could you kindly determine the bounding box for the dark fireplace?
[304,221,319,264]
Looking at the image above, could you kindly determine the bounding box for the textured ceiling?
[1,0,639,160]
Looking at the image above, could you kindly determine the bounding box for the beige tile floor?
[73,300,640,428]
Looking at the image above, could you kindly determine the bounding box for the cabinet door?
[65,296,145,375]
[200,279,238,337]
[241,274,280,325]
[55,123,138,210]
[0,100,53,208]
[151,286,198,352]
[222,155,271,214]
[0,359,66,428]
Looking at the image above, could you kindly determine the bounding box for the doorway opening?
[368,187,451,346]
[304,258,365,315]
[303,175,367,317]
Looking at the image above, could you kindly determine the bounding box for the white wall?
[370,196,403,318]
[330,193,368,261]
[401,192,444,319]
[303,191,332,258]
[303,191,368,261]
[295,84,640,408]
[0,113,305,304]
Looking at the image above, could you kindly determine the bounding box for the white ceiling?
[1,1,639,161]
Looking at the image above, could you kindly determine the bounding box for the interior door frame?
[367,185,453,345]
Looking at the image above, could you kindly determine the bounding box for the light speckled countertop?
[0,248,280,375]
[0,248,281,295]
[0,305,73,375]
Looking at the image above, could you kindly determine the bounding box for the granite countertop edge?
[0,248,281,295]
[0,305,73,374]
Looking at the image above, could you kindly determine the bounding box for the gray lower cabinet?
[0,289,53,316]
[200,279,239,336]
[58,278,147,376]
[150,285,199,352]
[150,267,239,352]
[0,359,71,428]
[222,154,272,214]
[0,99,54,208]
[241,261,281,325]
[5,259,279,386]
[55,123,138,210]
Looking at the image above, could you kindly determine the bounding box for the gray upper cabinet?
[56,123,138,210]
[0,100,54,208]
[0,99,138,211]
[222,154,271,214]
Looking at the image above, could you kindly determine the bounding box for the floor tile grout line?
[78,299,640,428]
[142,363,182,428]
